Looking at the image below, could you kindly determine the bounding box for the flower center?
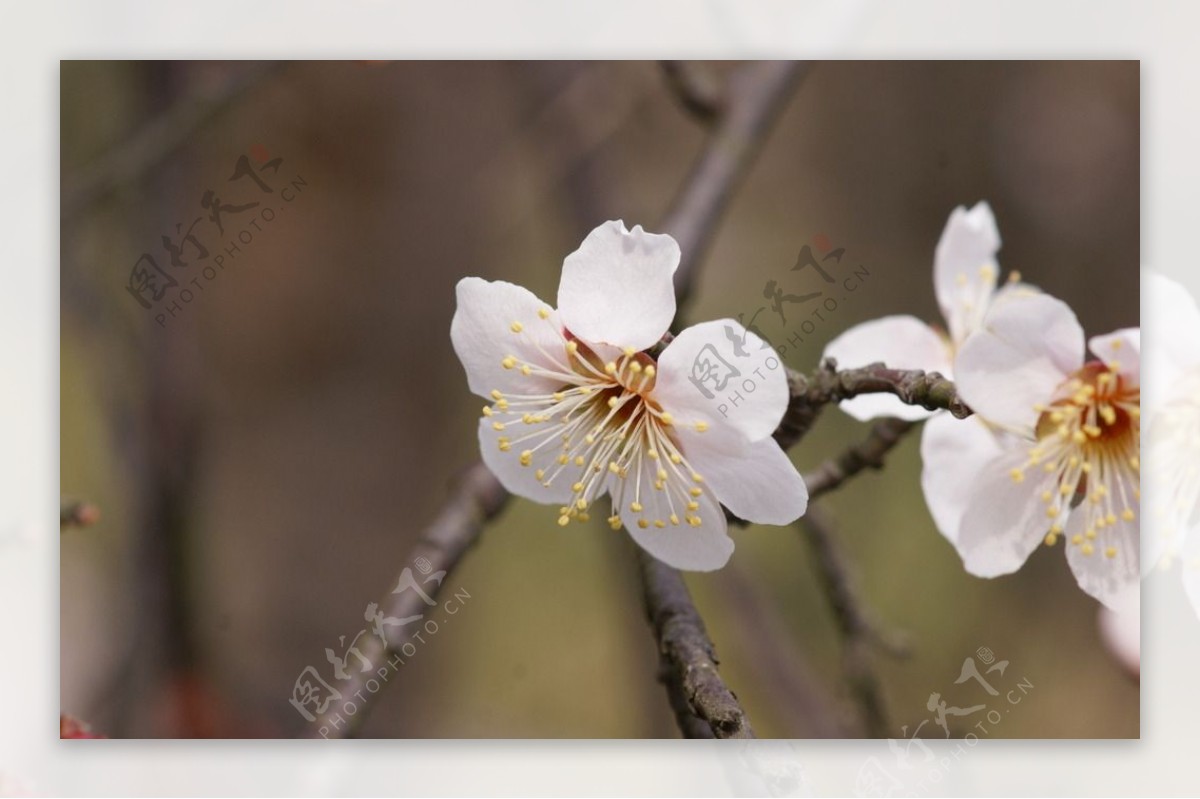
[484,310,712,532]
[1011,360,1140,557]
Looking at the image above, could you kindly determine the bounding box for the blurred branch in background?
[666,60,810,312]
[800,504,910,738]
[659,61,724,125]
[61,61,285,226]
[804,417,916,501]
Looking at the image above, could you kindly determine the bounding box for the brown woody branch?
[636,549,754,738]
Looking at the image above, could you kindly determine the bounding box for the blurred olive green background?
[60,61,1139,738]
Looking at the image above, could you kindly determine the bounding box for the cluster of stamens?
[485,308,711,532]
[1007,350,1140,559]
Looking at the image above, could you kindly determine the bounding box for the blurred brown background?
[60,60,1139,738]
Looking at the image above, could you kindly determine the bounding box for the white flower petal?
[451,277,568,398]
[654,318,789,444]
[556,220,680,351]
[477,417,577,506]
[933,201,1002,345]
[680,433,808,525]
[1097,585,1139,678]
[1144,272,1200,424]
[919,413,1007,545]
[955,449,1054,577]
[823,315,953,421]
[1089,328,1140,385]
[1063,507,1139,610]
[955,293,1084,433]
[611,467,734,572]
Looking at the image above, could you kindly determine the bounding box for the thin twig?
[775,359,970,452]
[804,417,916,501]
[636,549,754,739]
[660,61,724,124]
[306,462,508,737]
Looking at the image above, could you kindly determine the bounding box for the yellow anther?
[1122,508,1135,522]
[566,341,579,355]
[1071,534,1083,546]
[1129,456,1140,470]
[604,362,617,375]
[1008,270,1022,283]
[553,391,565,402]
[690,487,703,498]
[979,264,996,281]
[687,515,702,527]
[1059,484,1073,496]
[492,421,506,431]
[1081,543,1095,556]
[585,434,596,445]
[537,307,550,320]
[630,502,643,513]
[1041,490,1053,502]
[576,498,587,510]
[1100,406,1117,425]
[670,453,682,464]
[577,512,590,523]
[669,514,680,526]
[1044,463,1056,473]
[648,450,659,460]
[623,346,635,358]
[1106,512,1117,526]
[501,356,517,370]
[520,365,532,376]
[657,469,668,481]
[686,501,699,511]
[637,519,649,529]
[654,520,666,529]
[496,398,508,410]
[608,515,622,530]
[629,362,643,374]
[1009,468,1025,484]
[1110,339,1123,350]
[1105,547,1117,559]
[644,365,656,378]
[607,396,619,408]
[535,468,545,480]
[557,454,569,465]
[510,321,524,333]
[1044,533,1058,546]
[654,480,665,490]
[571,482,584,492]
[482,406,493,417]
[575,455,585,467]
[557,515,571,527]
[1086,528,1096,540]
[660,412,674,426]
[498,440,511,452]
[608,462,621,474]
[692,473,703,483]
[694,421,709,432]
[1083,425,1101,438]
[519,450,533,466]
[1080,462,1092,473]
[1046,506,1059,519]
[1071,430,1087,444]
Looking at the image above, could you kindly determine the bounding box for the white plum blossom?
[450,220,808,571]
[823,201,1035,539]
[1144,271,1200,617]
[924,292,1140,608]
